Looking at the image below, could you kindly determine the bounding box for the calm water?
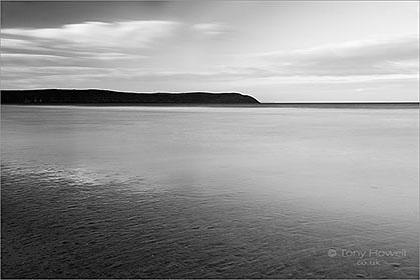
[1,105,419,279]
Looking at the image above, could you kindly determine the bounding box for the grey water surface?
[1,105,418,279]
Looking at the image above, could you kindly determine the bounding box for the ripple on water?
[1,162,419,279]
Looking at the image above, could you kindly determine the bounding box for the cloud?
[1,21,418,90]
[1,20,180,70]
[251,34,419,77]
[1,20,234,87]
[192,22,229,36]
[2,20,180,49]
[136,34,419,85]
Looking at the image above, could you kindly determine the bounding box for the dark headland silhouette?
[1,89,260,104]
[1,89,418,108]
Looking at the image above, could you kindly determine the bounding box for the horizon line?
[1,88,419,104]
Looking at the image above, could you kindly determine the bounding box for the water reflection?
[1,105,419,278]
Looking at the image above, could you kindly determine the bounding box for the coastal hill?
[1,89,260,104]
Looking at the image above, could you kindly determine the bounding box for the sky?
[1,1,419,102]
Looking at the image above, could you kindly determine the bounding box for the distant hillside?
[1,89,260,104]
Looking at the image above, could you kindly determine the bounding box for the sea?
[1,105,419,278]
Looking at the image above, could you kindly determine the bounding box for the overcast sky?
[1,1,419,102]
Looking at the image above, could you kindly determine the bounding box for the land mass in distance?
[1,89,260,104]
[1,89,418,108]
